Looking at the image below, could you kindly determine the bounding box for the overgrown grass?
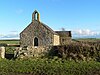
[0,58,100,75]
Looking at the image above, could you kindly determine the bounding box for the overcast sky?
[0,0,100,39]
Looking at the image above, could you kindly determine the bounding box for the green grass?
[73,38,100,42]
[0,58,100,75]
[0,40,19,44]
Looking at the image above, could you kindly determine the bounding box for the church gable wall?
[20,21,54,47]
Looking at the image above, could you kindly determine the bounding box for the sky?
[0,0,100,39]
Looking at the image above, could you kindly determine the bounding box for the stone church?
[19,10,72,57]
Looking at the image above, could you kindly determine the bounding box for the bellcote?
[32,10,40,22]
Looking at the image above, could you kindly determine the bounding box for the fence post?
[0,46,5,58]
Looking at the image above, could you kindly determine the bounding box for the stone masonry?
[18,10,72,58]
[0,46,5,58]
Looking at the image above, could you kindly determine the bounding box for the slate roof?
[55,31,72,37]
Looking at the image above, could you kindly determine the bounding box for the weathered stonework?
[56,31,72,45]
[53,35,60,45]
[19,10,72,57]
[20,21,55,47]
[15,46,52,58]
[0,46,5,58]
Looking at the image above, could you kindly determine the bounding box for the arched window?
[34,37,38,46]
[32,10,40,21]
[34,12,38,20]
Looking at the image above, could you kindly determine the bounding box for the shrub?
[0,58,100,75]
[49,41,100,61]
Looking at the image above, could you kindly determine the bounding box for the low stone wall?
[0,46,5,58]
[15,46,52,58]
[27,46,52,57]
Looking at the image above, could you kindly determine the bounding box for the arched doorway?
[34,37,38,46]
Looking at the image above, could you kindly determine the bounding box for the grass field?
[73,38,100,42]
[0,39,19,44]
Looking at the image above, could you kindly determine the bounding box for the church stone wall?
[53,34,60,45]
[20,20,54,47]
[19,10,72,58]
[60,37,72,45]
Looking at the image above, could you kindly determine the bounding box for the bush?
[0,58,100,75]
[49,41,100,61]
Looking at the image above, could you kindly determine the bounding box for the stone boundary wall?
[0,46,5,58]
[27,46,50,57]
[15,46,52,58]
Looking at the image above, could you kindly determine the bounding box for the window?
[34,37,38,46]
[32,10,40,21]
[34,12,38,20]
[62,39,65,42]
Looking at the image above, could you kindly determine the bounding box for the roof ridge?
[40,22,58,35]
